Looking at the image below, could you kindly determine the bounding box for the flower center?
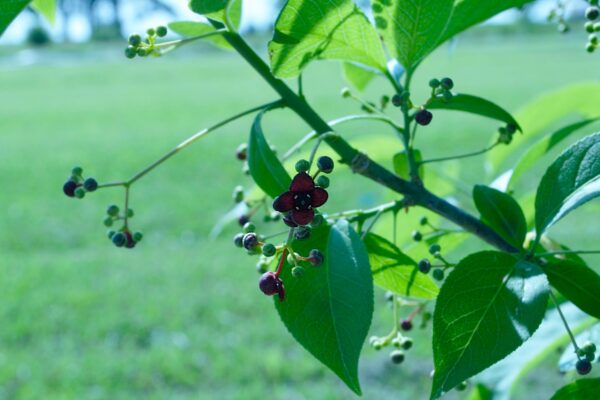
[293,192,312,211]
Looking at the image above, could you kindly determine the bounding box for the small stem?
[275,247,288,277]
[326,200,406,223]
[154,29,227,50]
[127,101,281,185]
[123,185,131,228]
[420,143,499,165]
[298,74,304,98]
[384,71,402,94]
[97,181,127,189]
[549,290,580,352]
[538,250,600,257]
[361,209,384,239]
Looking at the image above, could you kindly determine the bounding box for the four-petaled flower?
[273,172,328,225]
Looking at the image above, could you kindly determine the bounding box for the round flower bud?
[242,233,258,250]
[133,232,143,242]
[340,87,351,98]
[391,337,402,348]
[83,178,98,192]
[419,216,428,226]
[441,77,454,90]
[308,249,324,266]
[236,143,247,161]
[317,156,334,173]
[391,93,403,107]
[74,187,86,199]
[107,230,116,239]
[233,233,244,248]
[433,268,445,281]
[126,209,135,218]
[63,180,78,197]
[295,226,311,240]
[429,244,441,255]
[295,159,310,173]
[586,6,600,21]
[401,337,413,350]
[112,232,126,247]
[558,23,569,34]
[137,47,149,57]
[576,359,592,375]
[71,166,83,176]
[128,34,142,46]
[595,22,600,32]
[147,28,156,36]
[400,320,413,331]
[256,262,268,273]
[125,46,137,59]
[259,272,280,296]
[311,213,324,227]
[107,205,119,216]
[238,215,250,226]
[418,258,431,274]
[262,243,276,257]
[156,26,168,37]
[316,175,330,189]
[243,222,256,233]
[233,186,245,203]
[456,381,468,391]
[590,34,599,44]
[586,42,596,53]
[415,109,433,126]
[429,78,441,88]
[585,21,595,33]
[292,266,304,278]
[582,341,597,355]
[442,90,453,102]
[389,350,405,364]
[286,253,296,266]
[103,217,113,227]
[412,230,423,242]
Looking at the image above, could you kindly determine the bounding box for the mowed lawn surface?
[0,33,598,399]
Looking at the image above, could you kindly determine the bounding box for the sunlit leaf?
[427,94,520,129]
[0,0,30,36]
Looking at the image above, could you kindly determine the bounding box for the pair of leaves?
[535,132,600,234]
[269,0,387,78]
[426,94,521,130]
[372,0,534,71]
[275,220,373,395]
[247,110,291,198]
[431,251,549,399]
[473,185,527,249]
[363,233,438,299]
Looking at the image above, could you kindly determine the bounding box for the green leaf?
[189,0,242,28]
[269,0,387,78]
[541,259,600,319]
[275,220,373,395]
[534,132,600,234]
[473,185,527,249]
[550,378,600,400]
[31,0,55,24]
[0,0,30,36]
[434,0,534,48]
[247,110,292,198]
[342,62,376,92]
[168,21,231,50]
[431,251,549,399]
[426,94,521,129]
[465,384,494,400]
[364,233,439,299]
[372,0,454,71]
[488,82,600,176]
[393,150,424,180]
[509,119,599,190]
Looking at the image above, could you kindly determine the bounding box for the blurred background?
[0,0,599,399]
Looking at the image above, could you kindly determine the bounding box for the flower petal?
[291,209,314,226]
[290,172,315,192]
[310,188,328,208]
[273,192,294,212]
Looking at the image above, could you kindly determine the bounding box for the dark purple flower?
[273,172,328,226]
[259,271,285,301]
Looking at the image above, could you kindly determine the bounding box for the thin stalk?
[420,143,499,165]
[549,290,580,352]
[538,250,600,257]
[127,101,281,185]
[361,209,384,239]
[123,185,131,228]
[154,29,227,50]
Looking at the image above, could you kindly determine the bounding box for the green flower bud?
[412,230,422,242]
[429,78,440,88]
[311,213,324,227]
[287,253,296,266]
[112,232,126,247]
[74,187,86,199]
[233,233,244,248]
[147,28,156,36]
[440,77,454,90]
[595,22,600,31]
[316,175,330,188]
[340,87,351,98]
[137,47,149,57]
[585,21,595,33]
[419,216,428,226]
[292,266,304,278]
[429,244,441,255]
[127,209,135,218]
[83,178,98,192]
[590,34,599,44]
[125,46,137,59]
[133,232,143,242]
[262,243,276,257]
[233,186,245,203]
[107,205,119,216]
[401,337,413,350]
[389,350,405,364]
[71,166,83,176]
[433,268,445,281]
[585,6,600,21]
[156,26,168,37]
[103,217,113,227]
[586,42,596,53]
[456,381,468,391]
[107,230,116,239]
[243,222,256,233]
[295,159,310,173]
[582,341,597,355]
[128,34,142,47]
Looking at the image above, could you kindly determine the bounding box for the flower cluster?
[63,166,98,199]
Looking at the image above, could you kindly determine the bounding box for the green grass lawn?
[0,31,599,400]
